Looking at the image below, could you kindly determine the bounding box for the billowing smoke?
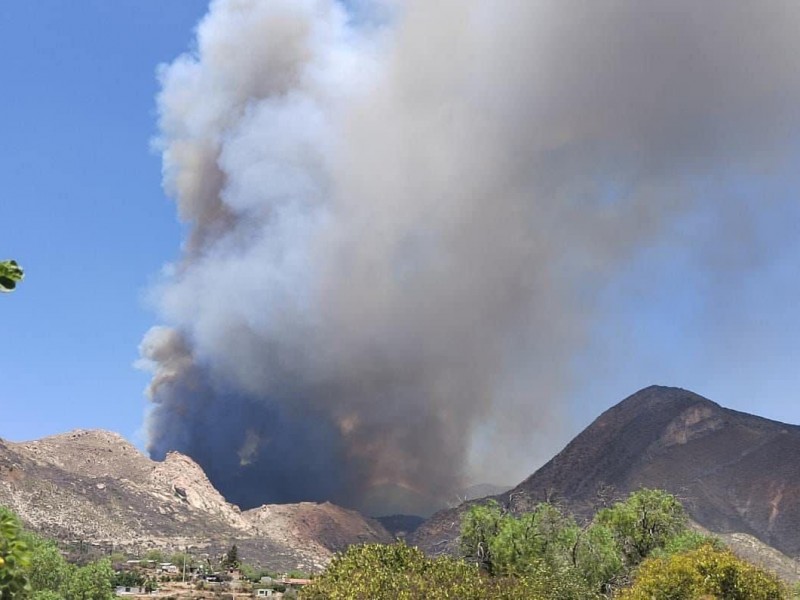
[140,0,800,515]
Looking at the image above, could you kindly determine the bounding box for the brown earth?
[0,429,391,572]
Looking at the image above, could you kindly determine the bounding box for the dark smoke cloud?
[140,0,800,515]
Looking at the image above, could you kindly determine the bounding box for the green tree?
[617,543,786,600]
[222,544,239,569]
[0,260,24,293]
[459,500,506,575]
[0,509,31,598]
[653,529,721,558]
[595,488,688,565]
[462,500,610,598]
[491,503,580,576]
[143,549,165,563]
[304,542,486,600]
[112,570,144,588]
[61,559,114,600]
[169,550,196,580]
[238,562,264,582]
[26,537,70,594]
[31,592,62,600]
[460,489,696,596]
[572,522,623,593]
[305,541,599,600]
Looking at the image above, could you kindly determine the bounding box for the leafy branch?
[0,260,24,293]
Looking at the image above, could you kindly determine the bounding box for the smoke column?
[140,0,800,515]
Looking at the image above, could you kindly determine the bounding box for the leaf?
[0,260,24,293]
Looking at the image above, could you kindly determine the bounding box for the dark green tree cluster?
[461,500,609,596]
[222,544,239,570]
[305,489,789,599]
[594,488,688,566]
[303,541,546,600]
[111,570,144,588]
[0,508,114,600]
[462,488,789,599]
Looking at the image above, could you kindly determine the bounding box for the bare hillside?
[0,430,390,572]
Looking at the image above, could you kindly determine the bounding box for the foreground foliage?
[0,507,114,599]
[0,260,24,293]
[4,489,791,599]
[0,510,31,598]
[303,541,591,600]
[618,543,786,600]
[303,542,483,600]
[460,488,690,595]
[595,488,687,565]
[460,499,614,597]
[307,489,788,599]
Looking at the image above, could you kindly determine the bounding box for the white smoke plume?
[140,0,800,515]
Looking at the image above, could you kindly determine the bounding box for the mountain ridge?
[5,385,800,580]
[411,386,800,580]
[0,429,392,572]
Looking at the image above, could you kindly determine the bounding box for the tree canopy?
[302,541,564,600]
[306,490,789,599]
[594,488,688,566]
[458,488,786,598]
[0,507,114,600]
[618,543,785,600]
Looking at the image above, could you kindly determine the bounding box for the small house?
[159,563,179,574]
[115,586,146,596]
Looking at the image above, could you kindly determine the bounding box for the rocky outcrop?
[244,502,392,571]
[0,430,389,572]
[149,452,249,530]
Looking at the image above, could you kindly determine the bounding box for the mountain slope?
[0,429,391,571]
[412,386,800,564]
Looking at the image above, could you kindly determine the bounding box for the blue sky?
[1,1,208,444]
[2,0,800,463]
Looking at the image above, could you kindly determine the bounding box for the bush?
[595,488,688,566]
[31,592,62,600]
[617,543,787,600]
[304,542,487,599]
[0,509,31,598]
[113,569,145,588]
[460,499,616,597]
[60,558,114,600]
[302,541,587,600]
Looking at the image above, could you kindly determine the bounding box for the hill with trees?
[305,489,791,599]
[413,385,800,582]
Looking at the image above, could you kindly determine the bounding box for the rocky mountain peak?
[149,451,248,529]
[13,429,151,480]
[412,386,800,566]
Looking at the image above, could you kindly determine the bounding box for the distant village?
[111,552,311,599]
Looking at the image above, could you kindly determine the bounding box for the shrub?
[617,543,786,600]
[0,510,31,598]
[303,542,487,599]
[595,488,688,566]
